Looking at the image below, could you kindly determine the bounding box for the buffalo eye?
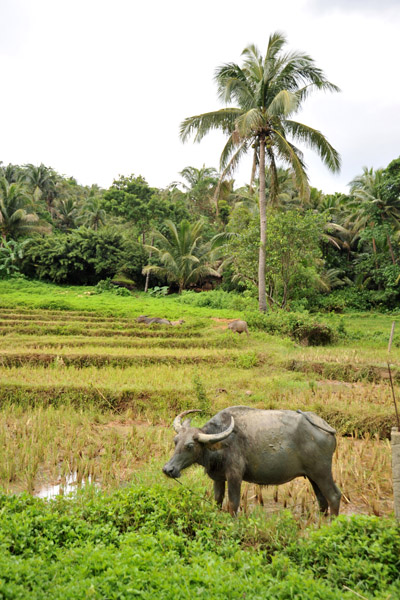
[185,442,194,449]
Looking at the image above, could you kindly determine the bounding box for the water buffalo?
[162,406,341,516]
[228,320,249,336]
[136,315,171,325]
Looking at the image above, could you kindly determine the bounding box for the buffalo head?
[162,409,234,478]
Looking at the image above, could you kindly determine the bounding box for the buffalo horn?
[197,416,235,443]
[173,409,202,432]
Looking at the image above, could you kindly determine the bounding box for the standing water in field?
[35,472,98,499]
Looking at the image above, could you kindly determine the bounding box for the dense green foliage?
[245,309,338,345]
[0,486,398,599]
[227,209,325,307]
[20,227,145,285]
[143,220,222,293]
[2,153,400,308]
[102,174,190,234]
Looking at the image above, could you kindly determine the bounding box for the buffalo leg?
[308,478,329,515]
[256,485,264,506]
[213,480,225,507]
[312,475,341,516]
[227,478,241,515]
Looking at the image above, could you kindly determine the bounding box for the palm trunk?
[249,146,257,193]
[387,234,397,265]
[144,264,151,293]
[212,180,222,218]
[214,187,220,218]
[144,235,154,293]
[372,237,379,270]
[258,135,267,312]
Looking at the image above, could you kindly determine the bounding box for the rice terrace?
[0,279,398,598]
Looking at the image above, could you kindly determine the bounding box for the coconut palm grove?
[0,32,400,599]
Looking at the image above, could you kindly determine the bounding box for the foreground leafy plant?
[0,486,397,599]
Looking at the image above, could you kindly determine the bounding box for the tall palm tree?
[180,32,341,311]
[0,178,44,241]
[142,219,221,293]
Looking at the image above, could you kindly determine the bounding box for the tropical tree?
[24,163,58,208]
[102,174,155,234]
[226,209,324,308]
[53,197,81,231]
[142,219,221,293]
[179,165,219,217]
[180,32,341,311]
[0,238,30,277]
[0,178,45,241]
[79,196,107,230]
[0,163,24,183]
[380,157,400,206]
[348,167,400,265]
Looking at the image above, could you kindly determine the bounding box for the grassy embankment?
[0,278,399,597]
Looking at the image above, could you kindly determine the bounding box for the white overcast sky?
[1,0,400,194]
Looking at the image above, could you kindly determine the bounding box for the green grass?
[0,278,244,319]
[324,311,400,345]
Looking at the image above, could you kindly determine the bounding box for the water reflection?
[35,472,97,499]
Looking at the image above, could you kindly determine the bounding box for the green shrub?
[315,287,400,312]
[21,227,146,285]
[292,322,336,345]
[111,273,136,290]
[95,279,131,296]
[245,310,338,345]
[234,351,259,368]
[147,285,169,297]
[284,515,400,595]
[0,488,397,598]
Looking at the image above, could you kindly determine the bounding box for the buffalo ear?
[182,418,191,428]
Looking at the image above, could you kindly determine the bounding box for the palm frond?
[271,129,309,200]
[219,139,250,175]
[215,65,257,109]
[284,120,341,173]
[267,90,299,117]
[180,109,241,143]
[235,108,264,137]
